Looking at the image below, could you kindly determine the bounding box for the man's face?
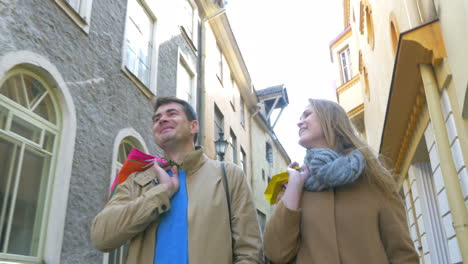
[152,102,198,148]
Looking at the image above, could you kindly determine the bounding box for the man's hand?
[152,164,179,198]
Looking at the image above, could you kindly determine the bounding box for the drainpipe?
[197,7,226,148]
[419,64,468,262]
[197,15,205,147]
[249,104,262,187]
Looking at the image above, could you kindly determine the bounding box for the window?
[177,53,196,108]
[216,44,223,84]
[181,0,197,45]
[229,129,237,164]
[65,0,88,16]
[365,5,375,49]
[214,104,224,140]
[107,139,137,264]
[266,142,273,166]
[0,71,59,262]
[55,0,93,31]
[240,96,245,127]
[363,66,370,100]
[123,0,156,89]
[257,210,266,233]
[105,131,147,264]
[389,13,400,55]
[229,75,237,110]
[339,47,352,83]
[240,147,247,174]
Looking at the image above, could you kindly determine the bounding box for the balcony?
[337,75,365,133]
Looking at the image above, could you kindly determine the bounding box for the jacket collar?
[180,146,207,175]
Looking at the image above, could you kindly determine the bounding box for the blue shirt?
[154,170,188,264]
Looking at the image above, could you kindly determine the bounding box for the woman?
[263,99,418,264]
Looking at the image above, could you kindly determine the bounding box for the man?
[91,97,262,263]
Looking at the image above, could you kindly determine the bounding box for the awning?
[379,19,446,172]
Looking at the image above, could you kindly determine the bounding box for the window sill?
[55,0,90,34]
[121,67,155,99]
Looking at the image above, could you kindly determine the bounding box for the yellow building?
[332,0,468,263]
[195,0,291,228]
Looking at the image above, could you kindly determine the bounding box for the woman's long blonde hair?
[309,99,398,198]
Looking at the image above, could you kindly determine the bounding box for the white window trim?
[339,46,352,84]
[121,0,159,98]
[176,49,197,110]
[215,44,224,85]
[0,51,77,264]
[55,0,93,33]
[179,0,198,52]
[102,128,148,264]
[412,163,451,263]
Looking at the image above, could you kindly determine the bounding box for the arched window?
[104,129,148,264]
[389,13,400,56]
[365,5,375,49]
[0,69,59,261]
[363,66,370,100]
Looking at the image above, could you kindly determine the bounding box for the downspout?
[250,104,262,187]
[197,7,226,147]
[197,15,205,147]
[419,64,468,262]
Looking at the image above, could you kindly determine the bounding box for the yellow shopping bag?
[264,166,300,205]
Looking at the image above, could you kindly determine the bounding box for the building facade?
[331,0,468,263]
[0,0,289,263]
[195,0,291,231]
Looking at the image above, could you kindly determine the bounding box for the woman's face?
[298,105,329,149]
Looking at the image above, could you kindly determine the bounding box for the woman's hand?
[281,162,308,211]
[287,162,307,188]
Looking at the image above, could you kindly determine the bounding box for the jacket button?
[161,204,167,211]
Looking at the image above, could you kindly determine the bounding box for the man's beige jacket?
[91,148,262,264]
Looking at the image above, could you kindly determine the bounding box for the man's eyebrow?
[165,108,179,113]
[154,108,179,118]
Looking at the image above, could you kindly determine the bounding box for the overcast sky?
[227,0,344,163]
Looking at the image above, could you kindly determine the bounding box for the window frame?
[176,50,197,109]
[0,69,61,264]
[180,0,198,51]
[121,0,159,98]
[229,128,237,164]
[229,74,237,111]
[103,128,148,264]
[265,142,273,167]
[240,96,245,128]
[240,147,247,174]
[215,44,224,85]
[55,0,94,33]
[339,46,352,84]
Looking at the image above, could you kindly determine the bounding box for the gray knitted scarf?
[303,148,365,192]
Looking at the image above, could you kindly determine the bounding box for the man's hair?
[152,96,198,143]
[152,96,198,121]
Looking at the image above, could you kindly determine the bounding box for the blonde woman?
[263,99,418,264]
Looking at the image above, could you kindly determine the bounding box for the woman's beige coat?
[91,148,262,264]
[264,177,419,264]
